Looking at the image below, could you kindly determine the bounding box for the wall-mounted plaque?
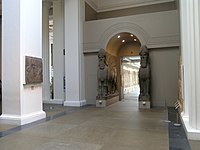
[25,56,43,84]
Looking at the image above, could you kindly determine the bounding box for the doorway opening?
[121,56,140,103]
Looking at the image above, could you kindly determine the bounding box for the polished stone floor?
[0,101,168,150]
[0,91,199,150]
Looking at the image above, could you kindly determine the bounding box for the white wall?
[84,10,180,106]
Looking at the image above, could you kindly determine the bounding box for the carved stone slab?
[25,56,43,84]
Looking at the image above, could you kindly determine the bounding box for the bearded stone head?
[98,48,106,69]
[139,45,149,68]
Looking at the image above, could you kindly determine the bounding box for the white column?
[192,0,200,129]
[0,0,46,125]
[180,0,200,140]
[179,0,190,119]
[64,0,86,107]
[52,0,65,104]
[42,1,51,103]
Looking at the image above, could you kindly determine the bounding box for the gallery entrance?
[121,56,140,103]
[105,32,141,102]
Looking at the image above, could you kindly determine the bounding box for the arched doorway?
[105,32,141,102]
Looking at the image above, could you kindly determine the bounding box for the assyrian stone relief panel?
[25,56,43,84]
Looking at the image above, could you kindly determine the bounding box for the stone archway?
[100,22,149,50]
[104,32,142,101]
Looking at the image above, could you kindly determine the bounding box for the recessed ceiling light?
[117,35,121,38]
[122,40,125,43]
[134,38,137,41]
[130,34,134,37]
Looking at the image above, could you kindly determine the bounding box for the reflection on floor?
[0,91,199,149]
[43,103,81,117]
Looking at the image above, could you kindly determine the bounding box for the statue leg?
[146,79,150,96]
[98,81,102,97]
[141,80,145,96]
[104,83,107,96]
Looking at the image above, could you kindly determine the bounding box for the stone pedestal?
[139,94,151,109]
[96,95,119,107]
[139,101,151,109]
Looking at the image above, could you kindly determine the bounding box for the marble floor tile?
[19,122,77,138]
[0,123,17,132]
[109,128,168,147]
[189,140,200,150]
[0,133,51,150]
[49,108,104,125]
[0,99,175,150]
[57,125,117,145]
[34,139,103,150]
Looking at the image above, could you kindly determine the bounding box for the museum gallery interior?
[0,0,200,150]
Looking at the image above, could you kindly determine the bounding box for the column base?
[0,111,46,125]
[64,99,87,107]
[43,99,64,104]
[182,115,200,140]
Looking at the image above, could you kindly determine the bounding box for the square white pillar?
[64,0,86,107]
[42,1,51,103]
[0,0,46,125]
[52,0,65,104]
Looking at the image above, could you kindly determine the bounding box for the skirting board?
[0,111,46,125]
[64,100,87,107]
[182,115,200,140]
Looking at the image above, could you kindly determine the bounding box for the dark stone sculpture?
[97,49,108,98]
[138,45,151,105]
[97,48,117,99]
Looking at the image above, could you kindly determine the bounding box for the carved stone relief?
[25,56,43,84]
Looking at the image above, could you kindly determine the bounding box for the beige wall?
[97,2,176,20]
[149,47,179,107]
[84,53,98,104]
[85,1,176,21]
[85,2,97,21]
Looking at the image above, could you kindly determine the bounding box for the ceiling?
[86,0,175,12]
